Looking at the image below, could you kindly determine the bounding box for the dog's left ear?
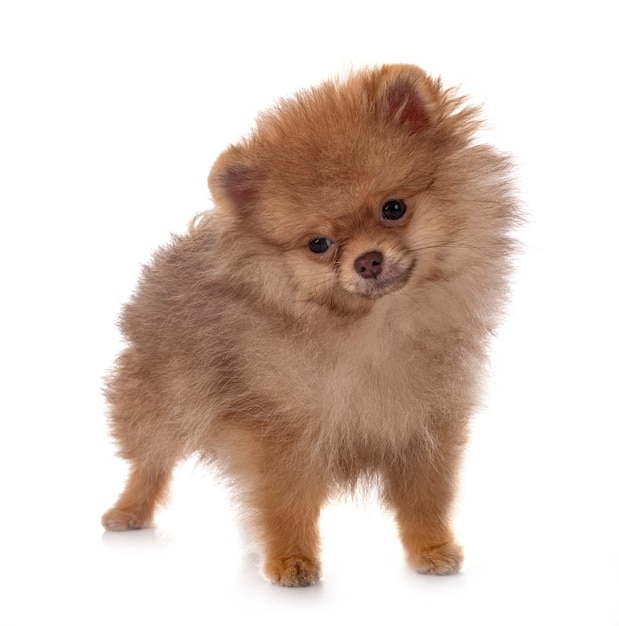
[208,144,261,211]
[378,65,441,134]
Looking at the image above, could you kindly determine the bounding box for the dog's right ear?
[376,65,441,135]
[208,144,260,211]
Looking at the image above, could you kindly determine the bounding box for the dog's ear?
[385,77,431,133]
[208,144,260,210]
[377,65,440,134]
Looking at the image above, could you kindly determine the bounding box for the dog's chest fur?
[262,293,469,452]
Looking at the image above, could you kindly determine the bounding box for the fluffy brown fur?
[102,64,518,586]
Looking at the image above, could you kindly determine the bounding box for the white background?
[1,1,618,624]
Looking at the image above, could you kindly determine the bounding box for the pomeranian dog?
[102,64,518,586]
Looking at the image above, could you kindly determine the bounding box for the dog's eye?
[308,237,332,254]
[382,199,407,221]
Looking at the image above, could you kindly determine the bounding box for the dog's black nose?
[354,250,383,279]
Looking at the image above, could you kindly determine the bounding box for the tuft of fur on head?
[102,64,519,586]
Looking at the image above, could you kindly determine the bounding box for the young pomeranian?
[102,64,518,587]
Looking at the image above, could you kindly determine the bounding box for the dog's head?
[208,65,500,312]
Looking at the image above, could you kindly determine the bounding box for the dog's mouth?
[344,257,416,298]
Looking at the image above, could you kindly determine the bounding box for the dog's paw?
[101,507,151,531]
[412,542,463,575]
[264,555,321,587]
